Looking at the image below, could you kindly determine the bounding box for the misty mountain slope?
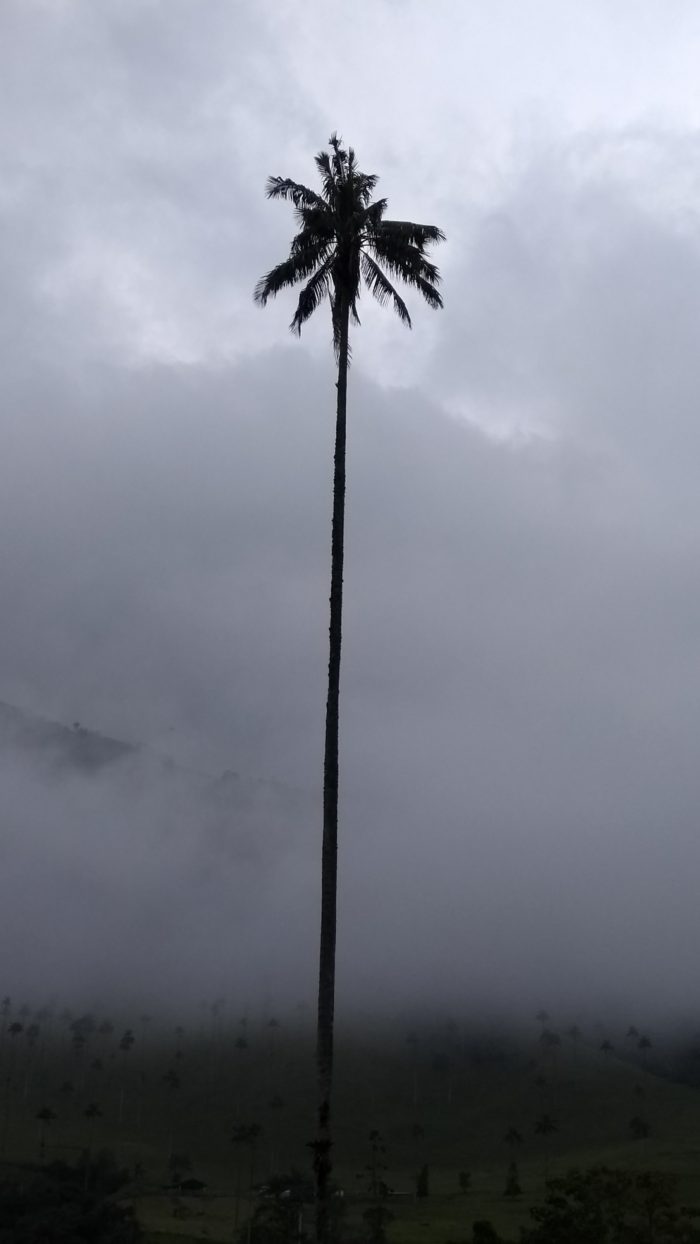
[0,698,137,773]
[0,699,320,1011]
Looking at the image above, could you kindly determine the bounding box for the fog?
[2,1,700,1029]
[1,351,699,1027]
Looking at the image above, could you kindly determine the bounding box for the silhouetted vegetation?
[521,1167,700,1243]
[0,1155,140,1242]
[0,1000,699,1239]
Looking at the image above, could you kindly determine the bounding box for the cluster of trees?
[2,988,700,1241]
[521,1167,700,1244]
[0,1153,141,1243]
[238,1163,700,1244]
[534,1011,654,1066]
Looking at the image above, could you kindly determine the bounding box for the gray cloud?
[2,2,700,1026]
[0,342,698,1022]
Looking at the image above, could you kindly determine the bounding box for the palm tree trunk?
[315,296,349,1244]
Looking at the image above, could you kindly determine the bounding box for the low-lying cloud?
[1,331,699,1024]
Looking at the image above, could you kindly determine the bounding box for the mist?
[0,341,698,1029]
[3,1,700,1038]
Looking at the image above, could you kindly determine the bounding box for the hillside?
[0,1010,699,1242]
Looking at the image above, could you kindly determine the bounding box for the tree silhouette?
[83,1102,103,1191]
[231,1122,262,1244]
[406,1031,421,1107]
[535,1114,558,1178]
[36,1105,57,1161]
[23,1022,40,1100]
[535,1114,557,1137]
[84,1100,102,1142]
[638,1034,652,1067]
[362,1130,393,1244]
[565,1024,582,1066]
[163,1067,181,1158]
[629,1114,651,1140]
[504,1129,524,1197]
[168,1149,192,1189]
[118,1029,135,1055]
[245,1170,313,1244]
[117,1029,135,1124]
[255,134,444,1240]
[522,1167,688,1243]
[504,1159,522,1198]
[539,1029,561,1072]
[0,1020,24,1156]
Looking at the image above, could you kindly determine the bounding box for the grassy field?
[1,1006,700,1241]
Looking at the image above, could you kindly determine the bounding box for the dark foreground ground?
[2,1006,700,1241]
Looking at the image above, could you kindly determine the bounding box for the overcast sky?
[2,1,700,1023]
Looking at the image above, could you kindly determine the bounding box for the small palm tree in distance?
[36,1105,57,1161]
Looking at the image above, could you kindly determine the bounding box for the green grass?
[2,1011,700,1241]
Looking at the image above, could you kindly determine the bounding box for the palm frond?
[374,219,446,248]
[315,149,337,201]
[265,177,324,211]
[404,273,443,309]
[290,256,334,333]
[355,172,379,207]
[367,233,442,288]
[371,253,443,309]
[254,242,332,306]
[330,134,348,183]
[360,254,411,326]
[290,209,335,249]
[361,198,387,230]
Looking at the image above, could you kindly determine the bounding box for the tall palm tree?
[35,1105,57,1162]
[255,134,444,1241]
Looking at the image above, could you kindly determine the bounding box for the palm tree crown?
[254,134,444,344]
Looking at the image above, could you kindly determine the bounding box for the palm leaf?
[265,177,324,211]
[315,149,337,201]
[254,242,332,306]
[290,257,334,334]
[374,219,446,247]
[367,233,443,298]
[360,254,411,326]
[290,214,335,252]
[361,199,388,230]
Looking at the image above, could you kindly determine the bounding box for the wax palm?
[255,135,444,1243]
[254,135,443,345]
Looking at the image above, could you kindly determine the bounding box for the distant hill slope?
[0,698,137,772]
[0,696,312,819]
